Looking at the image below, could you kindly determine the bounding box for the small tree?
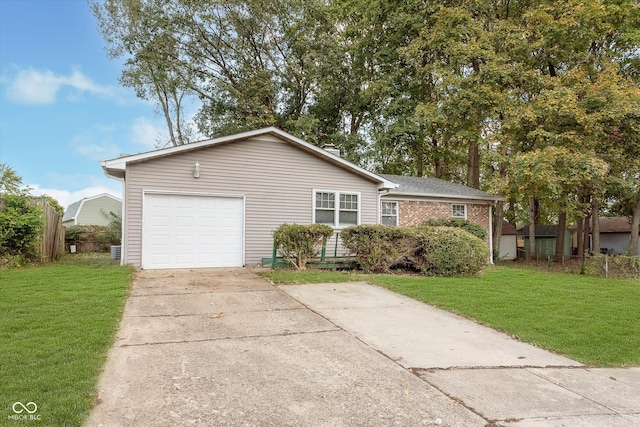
[273,223,333,271]
[0,195,44,262]
[0,164,44,263]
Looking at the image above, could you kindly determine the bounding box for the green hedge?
[341,225,420,273]
[273,223,333,270]
[411,226,489,276]
[341,224,489,276]
[421,218,487,241]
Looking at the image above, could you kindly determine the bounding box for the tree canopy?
[93,0,640,257]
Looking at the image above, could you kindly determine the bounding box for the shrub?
[273,223,334,270]
[584,254,640,279]
[0,194,44,262]
[412,227,489,276]
[422,218,487,241]
[65,225,120,252]
[341,225,420,273]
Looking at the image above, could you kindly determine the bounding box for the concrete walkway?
[86,269,640,426]
[282,282,640,427]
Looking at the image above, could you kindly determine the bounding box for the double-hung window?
[314,191,359,227]
[452,204,466,219]
[381,201,398,226]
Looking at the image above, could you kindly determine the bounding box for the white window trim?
[452,203,467,219]
[380,200,399,226]
[312,189,361,229]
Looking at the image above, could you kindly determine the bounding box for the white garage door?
[142,193,244,269]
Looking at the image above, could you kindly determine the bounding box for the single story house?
[101,127,500,269]
[521,225,572,258]
[62,193,122,227]
[570,217,639,255]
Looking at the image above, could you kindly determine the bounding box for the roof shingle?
[381,174,500,201]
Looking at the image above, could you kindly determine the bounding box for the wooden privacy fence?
[36,198,64,262]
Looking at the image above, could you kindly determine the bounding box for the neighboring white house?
[571,216,640,255]
[62,194,122,227]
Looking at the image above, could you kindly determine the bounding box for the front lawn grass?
[0,253,133,426]
[262,266,640,367]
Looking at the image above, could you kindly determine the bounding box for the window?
[452,204,466,219]
[315,192,335,225]
[339,193,358,226]
[381,201,398,226]
[314,191,359,227]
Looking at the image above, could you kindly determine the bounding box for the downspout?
[489,203,494,264]
[118,177,125,266]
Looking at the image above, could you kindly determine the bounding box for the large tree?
[94,0,640,252]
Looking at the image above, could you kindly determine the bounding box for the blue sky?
[0,0,172,209]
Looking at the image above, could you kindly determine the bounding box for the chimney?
[322,144,341,157]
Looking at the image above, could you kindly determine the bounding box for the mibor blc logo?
[8,402,41,421]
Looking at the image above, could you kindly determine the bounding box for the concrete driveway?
[86,269,640,426]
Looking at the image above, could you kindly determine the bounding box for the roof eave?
[384,191,502,202]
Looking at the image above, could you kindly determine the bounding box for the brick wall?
[398,200,490,243]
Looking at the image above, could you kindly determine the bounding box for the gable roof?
[101,127,397,190]
[501,221,518,235]
[62,193,121,223]
[62,200,82,223]
[598,217,634,233]
[568,216,636,234]
[380,174,501,202]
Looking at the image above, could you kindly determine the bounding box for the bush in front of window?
[412,226,489,277]
[340,225,420,273]
[273,223,334,271]
[421,218,487,241]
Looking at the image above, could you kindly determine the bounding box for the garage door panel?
[176,197,195,208]
[143,194,243,269]
[176,216,194,226]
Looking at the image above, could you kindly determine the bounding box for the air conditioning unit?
[110,245,122,260]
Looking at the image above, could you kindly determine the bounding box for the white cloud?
[130,117,168,149]
[4,67,115,104]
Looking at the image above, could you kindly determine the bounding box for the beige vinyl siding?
[123,136,380,267]
[76,196,122,226]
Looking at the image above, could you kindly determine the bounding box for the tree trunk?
[416,154,424,177]
[584,211,591,256]
[576,217,584,259]
[533,198,541,224]
[630,192,640,255]
[554,210,566,263]
[493,201,504,260]
[467,142,480,189]
[432,137,443,179]
[591,196,600,255]
[528,197,536,261]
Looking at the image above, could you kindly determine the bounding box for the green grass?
[262,266,640,367]
[0,253,133,426]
